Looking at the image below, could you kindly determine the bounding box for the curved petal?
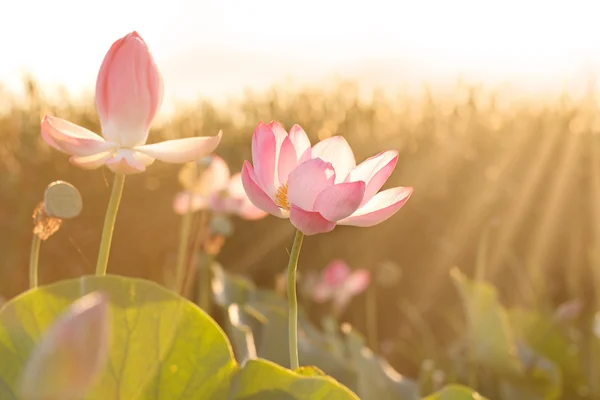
[311,136,356,183]
[277,136,297,185]
[237,199,269,220]
[252,122,278,194]
[338,186,413,227]
[41,116,116,156]
[173,191,208,215]
[105,148,154,175]
[96,32,163,147]
[227,173,246,198]
[134,131,222,163]
[186,154,230,194]
[322,260,351,287]
[69,151,115,169]
[289,124,311,163]
[314,181,365,222]
[289,205,336,236]
[287,158,335,211]
[341,270,371,296]
[312,282,334,302]
[346,150,399,205]
[241,161,285,218]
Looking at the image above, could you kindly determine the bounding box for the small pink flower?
[241,121,412,235]
[19,292,110,400]
[311,260,371,313]
[41,31,221,175]
[173,155,267,220]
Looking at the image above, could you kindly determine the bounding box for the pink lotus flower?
[310,260,371,313]
[241,121,412,235]
[174,155,267,220]
[19,292,110,400]
[41,31,221,175]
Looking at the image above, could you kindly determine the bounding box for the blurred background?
[2,0,600,392]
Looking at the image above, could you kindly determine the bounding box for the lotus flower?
[41,31,222,175]
[310,260,370,313]
[241,121,412,235]
[174,155,267,220]
[19,292,110,400]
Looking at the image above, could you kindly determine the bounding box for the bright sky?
[2,0,600,109]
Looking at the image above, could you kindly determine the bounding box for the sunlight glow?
[2,0,600,106]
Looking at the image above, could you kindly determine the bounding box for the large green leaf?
[451,270,562,399]
[228,359,358,399]
[343,324,420,400]
[422,384,488,400]
[450,268,522,375]
[0,275,238,400]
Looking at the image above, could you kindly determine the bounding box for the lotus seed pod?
[43,181,83,219]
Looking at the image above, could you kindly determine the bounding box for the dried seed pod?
[32,202,62,241]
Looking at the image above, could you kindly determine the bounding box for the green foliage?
[422,385,488,400]
[451,269,561,399]
[0,275,358,400]
[212,264,420,399]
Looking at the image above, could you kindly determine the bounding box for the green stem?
[198,253,214,312]
[95,173,126,276]
[175,195,194,293]
[286,229,305,370]
[29,234,41,289]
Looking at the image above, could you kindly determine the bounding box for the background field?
[2,77,599,382]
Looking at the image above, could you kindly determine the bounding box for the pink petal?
[241,161,285,218]
[311,136,356,183]
[287,158,335,211]
[70,151,115,169]
[95,31,163,147]
[173,191,208,215]
[338,187,413,227]
[190,155,231,194]
[41,116,116,156]
[227,173,246,198]
[346,150,399,205]
[268,121,289,146]
[252,122,278,194]
[314,181,365,221]
[206,155,231,192]
[342,270,371,296]
[312,282,334,302]
[289,205,336,236]
[237,199,269,220]
[322,260,351,287]
[277,136,297,184]
[105,149,153,174]
[134,131,222,163]
[289,124,311,163]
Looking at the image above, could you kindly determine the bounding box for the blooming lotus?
[41,31,221,175]
[19,292,110,400]
[310,260,370,313]
[241,121,412,235]
[174,155,267,220]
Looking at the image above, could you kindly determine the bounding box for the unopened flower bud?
[19,292,110,400]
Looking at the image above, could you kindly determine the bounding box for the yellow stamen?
[275,184,290,210]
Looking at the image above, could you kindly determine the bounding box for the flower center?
[275,184,290,210]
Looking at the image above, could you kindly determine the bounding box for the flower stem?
[198,253,214,313]
[95,173,126,276]
[175,195,194,293]
[29,234,41,289]
[286,229,305,370]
